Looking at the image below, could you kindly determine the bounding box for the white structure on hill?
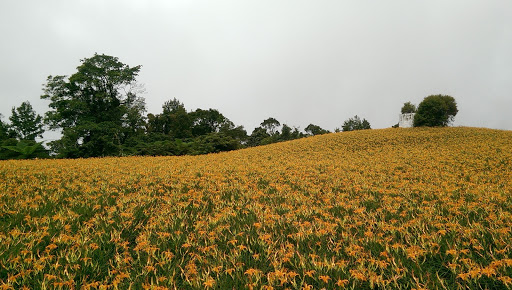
[399,113,415,128]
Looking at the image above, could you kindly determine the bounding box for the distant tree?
[143,100,247,156]
[401,102,417,114]
[291,127,304,140]
[247,127,270,147]
[41,53,145,157]
[248,123,303,145]
[280,124,293,141]
[342,115,371,132]
[219,122,247,144]
[123,92,147,137]
[261,117,281,136]
[0,114,10,141]
[146,113,165,135]
[190,109,231,137]
[9,101,44,141]
[1,110,48,159]
[305,124,330,136]
[163,98,186,114]
[414,95,458,127]
[147,98,192,139]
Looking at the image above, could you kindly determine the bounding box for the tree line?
[1,54,373,160]
[2,54,458,160]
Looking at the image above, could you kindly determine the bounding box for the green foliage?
[245,117,295,146]
[401,101,417,114]
[279,124,293,141]
[414,95,458,127]
[0,139,19,160]
[246,121,305,147]
[260,117,281,136]
[1,140,48,159]
[0,108,48,160]
[9,101,45,141]
[342,115,371,132]
[163,98,186,114]
[0,115,10,141]
[133,139,188,156]
[221,124,247,143]
[305,124,330,136]
[147,98,192,139]
[247,127,271,147]
[190,133,240,155]
[20,53,466,159]
[190,109,232,137]
[41,53,146,157]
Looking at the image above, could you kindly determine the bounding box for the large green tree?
[41,53,146,157]
[413,95,458,127]
[9,101,45,141]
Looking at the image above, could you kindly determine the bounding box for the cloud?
[1,0,511,137]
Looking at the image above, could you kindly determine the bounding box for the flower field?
[1,127,512,289]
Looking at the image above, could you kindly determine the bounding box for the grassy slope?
[1,127,511,289]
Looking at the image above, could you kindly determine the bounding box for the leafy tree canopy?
[147,98,192,139]
[163,98,186,114]
[41,53,146,157]
[190,108,231,137]
[342,115,371,132]
[261,117,281,136]
[414,94,458,127]
[9,101,44,141]
[247,127,270,147]
[280,124,293,141]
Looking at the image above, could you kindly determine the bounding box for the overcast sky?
[1,0,511,141]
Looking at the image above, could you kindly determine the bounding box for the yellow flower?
[446,249,457,256]
[319,275,331,283]
[304,270,316,278]
[245,268,260,276]
[203,277,215,288]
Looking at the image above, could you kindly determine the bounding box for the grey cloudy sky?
[1,0,511,141]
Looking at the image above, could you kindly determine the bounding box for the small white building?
[399,113,415,128]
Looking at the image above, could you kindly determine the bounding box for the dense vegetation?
[2,54,461,159]
[1,127,511,288]
[2,54,374,159]
[414,95,458,127]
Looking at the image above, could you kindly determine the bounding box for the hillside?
[1,127,511,288]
